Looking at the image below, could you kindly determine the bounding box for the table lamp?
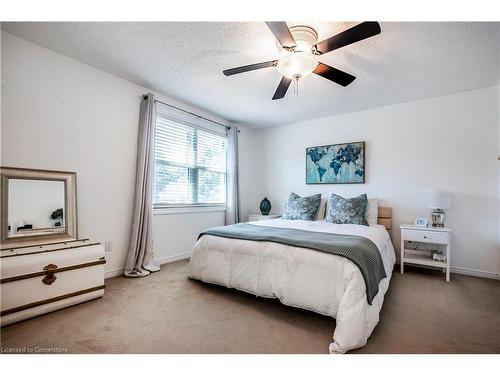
[425,190,451,227]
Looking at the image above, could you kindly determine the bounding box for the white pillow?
[366,198,379,226]
[315,198,327,221]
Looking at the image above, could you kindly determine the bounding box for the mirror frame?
[1,166,78,249]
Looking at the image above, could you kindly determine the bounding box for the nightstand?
[400,224,452,281]
[248,214,281,222]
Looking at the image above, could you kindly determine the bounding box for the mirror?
[8,179,66,237]
[1,167,78,249]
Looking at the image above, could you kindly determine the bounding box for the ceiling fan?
[223,22,381,100]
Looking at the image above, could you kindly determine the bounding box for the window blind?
[154,114,227,207]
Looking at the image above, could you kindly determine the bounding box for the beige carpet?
[1,260,499,354]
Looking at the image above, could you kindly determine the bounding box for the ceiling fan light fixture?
[275,25,319,80]
[223,22,381,100]
[276,52,318,80]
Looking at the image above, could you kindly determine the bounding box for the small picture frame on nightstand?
[414,217,428,227]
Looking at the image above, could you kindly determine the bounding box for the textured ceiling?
[2,22,499,128]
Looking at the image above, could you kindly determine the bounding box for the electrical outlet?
[104,240,112,252]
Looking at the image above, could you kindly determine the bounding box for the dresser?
[0,239,105,327]
[400,224,451,281]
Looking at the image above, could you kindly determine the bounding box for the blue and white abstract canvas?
[306,142,365,184]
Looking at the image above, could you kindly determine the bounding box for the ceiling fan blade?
[272,76,292,100]
[313,63,356,87]
[223,60,277,76]
[315,22,381,54]
[265,22,296,48]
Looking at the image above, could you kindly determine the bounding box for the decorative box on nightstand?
[400,224,452,281]
[248,214,281,222]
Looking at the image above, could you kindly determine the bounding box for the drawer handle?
[423,236,427,239]
[42,263,58,285]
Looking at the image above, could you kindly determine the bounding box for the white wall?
[1,32,260,277]
[152,210,224,263]
[2,32,141,277]
[258,87,500,278]
[498,80,500,274]
[238,126,266,220]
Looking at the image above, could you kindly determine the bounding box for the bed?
[188,207,395,354]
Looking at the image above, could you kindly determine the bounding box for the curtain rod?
[143,94,230,130]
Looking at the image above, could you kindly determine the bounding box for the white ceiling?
[2,22,499,128]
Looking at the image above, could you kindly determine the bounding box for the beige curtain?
[124,93,160,277]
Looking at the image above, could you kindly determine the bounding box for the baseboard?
[155,251,192,265]
[104,251,192,279]
[450,266,500,280]
[107,256,499,280]
[396,261,500,281]
[105,267,126,279]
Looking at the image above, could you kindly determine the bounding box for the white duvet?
[188,219,396,354]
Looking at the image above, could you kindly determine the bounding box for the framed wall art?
[306,141,365,184]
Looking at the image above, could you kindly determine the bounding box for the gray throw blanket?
[199,223,387,304]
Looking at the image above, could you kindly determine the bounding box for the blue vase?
[260,197,271,215]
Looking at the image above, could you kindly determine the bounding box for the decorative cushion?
[366,198,379,226]
[325,193,369,226]
[315,198,327,221]
[282,193,322,221]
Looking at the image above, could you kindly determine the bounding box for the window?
[154,111,227,208]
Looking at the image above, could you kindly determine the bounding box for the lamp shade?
[425,190,451,210]
[276,52,318,79]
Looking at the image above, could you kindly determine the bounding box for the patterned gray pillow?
[325,193,368,226]
[282,193,322,221]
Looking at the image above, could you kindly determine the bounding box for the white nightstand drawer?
[401,229,449,244]
[248,214,281,222]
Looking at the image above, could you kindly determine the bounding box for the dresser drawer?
[401,229,449,244]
